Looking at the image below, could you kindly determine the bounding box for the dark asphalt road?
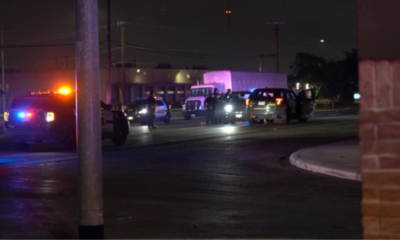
[0,111,362,239]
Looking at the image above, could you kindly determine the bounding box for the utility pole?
[226,0,232,69]
[75,0,104,238]
[117,21,126,105]
[226,0,232,32]
[106,0,112,104]
[1,25,5,114]
[267,21,285,73]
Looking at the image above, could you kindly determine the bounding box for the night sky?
[0,0,357,73]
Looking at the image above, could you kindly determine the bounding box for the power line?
[112,40,275,60]
[0,43,74,49]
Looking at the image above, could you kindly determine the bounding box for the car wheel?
[15,142,30,150]
[112,119,129,146]
[164,113,171,124]
[282,108,291,124]
[298,117,308,123]
[248,116,255,125]
[62,127,76,150]
[184,115,191,120]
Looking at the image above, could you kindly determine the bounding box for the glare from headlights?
[224,105,233,112]
[222,126,235,134]
[139,109,147,114]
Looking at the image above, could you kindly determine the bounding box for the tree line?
[288,49,358,102]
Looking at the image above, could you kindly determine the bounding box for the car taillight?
[4,111,9,122]
[276,98,283,105]
[246,99,250,106]
[46,112,55,122]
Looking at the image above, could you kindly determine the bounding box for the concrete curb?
[289,147,362,181]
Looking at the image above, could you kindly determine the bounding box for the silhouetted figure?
[205,93,216,124]
[146,91,157,129]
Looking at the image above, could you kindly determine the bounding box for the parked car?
[125,98,171,125]
[247,88,315,124]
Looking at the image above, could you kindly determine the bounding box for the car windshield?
[127,100,147,110]
[10,95,58,109]
[228,92,250,103]
[191,88,213,97]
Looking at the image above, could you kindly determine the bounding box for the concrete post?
[75,0,104,238]
[358,1,400,238]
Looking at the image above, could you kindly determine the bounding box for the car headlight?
[224,105,233,113]
[138,109,147,114]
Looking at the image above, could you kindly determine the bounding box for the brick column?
[360,61,400,239]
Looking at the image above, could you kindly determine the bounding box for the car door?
[301,89,315,118]
[155,100,166,119]
[287,91,297,116]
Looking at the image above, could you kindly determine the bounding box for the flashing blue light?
[250,88,256,93]
[18,112,25,118]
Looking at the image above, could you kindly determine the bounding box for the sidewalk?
[289,139,361,181]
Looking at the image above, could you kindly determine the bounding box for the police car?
[125,98,171,125]
[3,88,130,149]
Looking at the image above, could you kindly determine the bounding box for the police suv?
[125,98,171,125]
[3,90,130,149]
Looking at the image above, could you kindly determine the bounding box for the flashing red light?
[26,112,33,118]
[58,86,72,94]
[226,10,232,14]
[276,98,283,105]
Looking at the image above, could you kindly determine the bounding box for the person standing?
[146,91,157,129]
[205,93,215,125]
[296,87,307,119]
[223,88,232,101]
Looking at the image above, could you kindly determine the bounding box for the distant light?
[225,10,232,14]
[137,69,140,73]
[305,83,309,90]
[18,112,25,118]
[354,93,361,100]
[320,39,325,43]
[296,82,300,90]
[186,74,190,79]
[250,88,256,93]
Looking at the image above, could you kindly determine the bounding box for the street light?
[320,39,325,43]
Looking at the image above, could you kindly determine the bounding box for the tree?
[289,49,358,102]
[154,62,173,69]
